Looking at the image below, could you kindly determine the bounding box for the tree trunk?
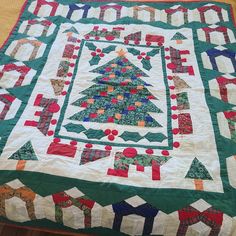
[194,179,203,191]
[16,160,26,171]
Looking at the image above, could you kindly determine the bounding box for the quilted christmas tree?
[69,49,162,127]
[185,158,213,190]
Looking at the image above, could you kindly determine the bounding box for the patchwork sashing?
[0,0,236,235]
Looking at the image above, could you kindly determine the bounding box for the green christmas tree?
[69,49,162,127]
[171,32,187,40]
[185,157,212,190]
[171,32,187,44]
[9,141,38,160]
[63,26,79,34]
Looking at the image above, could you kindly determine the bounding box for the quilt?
[0,0,236,235]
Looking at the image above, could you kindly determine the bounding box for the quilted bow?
[177,206,223,236]
[112,201,159,235]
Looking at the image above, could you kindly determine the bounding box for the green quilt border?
[0,1,235,231]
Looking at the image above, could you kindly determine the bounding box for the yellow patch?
[87,98,94,104]
[135,102,142,107]
[138,121,145,127]
[107,86,114,92]
[109,74,116,78]
[137,85,144,90]
[117,95,124,100]
[115,113,122,120]
[97,109,105,114]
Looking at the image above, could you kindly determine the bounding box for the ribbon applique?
[52,192,95,228]
[206,48,236,72]
[112,201,159,235]
[198,5,223,23]
[34,0,59,16]
[177,206,223,236]
[67,4,91,20]
[0,184,36,220]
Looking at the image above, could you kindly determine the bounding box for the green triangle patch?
[185,158,212,180]
[171,32,187,40]
[63,26,79,34]
[9,141,38,160]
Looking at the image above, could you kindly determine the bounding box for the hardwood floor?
[0,224,93,236]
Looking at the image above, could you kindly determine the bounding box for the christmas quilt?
[0,0,236,235]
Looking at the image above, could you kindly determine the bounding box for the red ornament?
[146,149,154,155]
[99,53,105,57]
[70,140,77,146]
[123,58,128,63]
[105,67,111,72]
[112,130,118,136]
[108,135,115,141]
[167,76,173,80]
[167,63,177,70]
[146,42,151,46]
[165,56,170,60]
[162,150,169,156]
[72,55,78,59]
[141,52,146,56]
[170,94,177,99]
[77,39,81,43]
[105,145,112,151]
[51,119,57,125]
[123,148,137,158]
[137,55,142,60]
[61,91,67,96]
[171,106,177,111]
[173,142,180,148]
[100,91,107,96]
[67,73,73,77]
[69,63,75,67]
[130,89,137,94]
[75,46,80,50]
[158,42,163,46]
[171,114,178,120]
[148,95,155,99]
[124,40,129,44]
[134,40,140,45]
[85,36,90,40]
[145,56,150,60]
[121,68,127,73]
[111,98,118,104]
[89,113,97,119]
[54,138,61,143]
[107,117,114,122]
[81,102,88,108]
[105,35,115,41]
[127,106,136,111]
[169,86,175,90]
[96,48,102,53]
[95,36,100,40]
[104,129,111,135]
[65,81,70,85]
[120,81,128,86]
[47,130,54,136]
[48,102,60,113]
[172,128,179,135]
[85,143,93,148]
[91,52,96,57]
[165,48,169,52]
